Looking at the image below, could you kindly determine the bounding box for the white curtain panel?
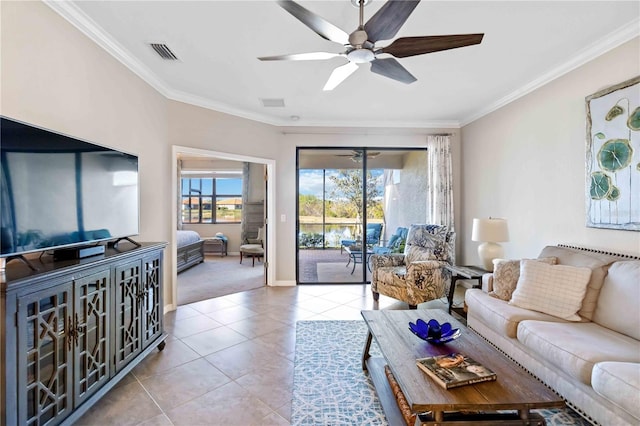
[426,135,455,229]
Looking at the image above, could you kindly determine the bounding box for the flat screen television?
[1,116,139,259]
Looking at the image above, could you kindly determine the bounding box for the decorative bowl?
[408,318,461,344]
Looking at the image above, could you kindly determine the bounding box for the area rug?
[291,320,592,426]
[316,262,371,283]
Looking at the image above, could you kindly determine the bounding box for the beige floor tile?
[253,326,297,359]
[75,380,162,426]
[135,413,174,426]
[170,314,223,339]
[293,296,340,314]
[181,325,248,357]
[226,316,290,339]
[235,364,294,411]
[188,296,239,314]
[205,305,260,325]
[259,411,289,426]
[165,381,274,426]
[132,339,201,380]
[140,358,231,411]
[204,338,291,380]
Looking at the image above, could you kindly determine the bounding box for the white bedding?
[176,230,201,248]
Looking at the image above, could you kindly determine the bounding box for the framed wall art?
[586,75,639,231]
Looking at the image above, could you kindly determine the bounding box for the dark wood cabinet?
[1,242,167,426]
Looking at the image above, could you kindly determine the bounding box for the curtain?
[240,162,250,242]
[426,135,454,229]
[177,159,183,230]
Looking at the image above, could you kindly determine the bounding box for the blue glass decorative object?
[408,318,461,344]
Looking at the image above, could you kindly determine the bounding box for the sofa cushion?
[593,260,640,340]
[490,257,557,301]
[538,246,619,320]
[592,362,640,420]
[510,260,591,321]
[517,321,640,385]
[465,289,568,338]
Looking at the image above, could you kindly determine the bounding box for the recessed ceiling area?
[46,1,639,128]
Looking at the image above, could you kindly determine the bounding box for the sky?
[299,169,384,198]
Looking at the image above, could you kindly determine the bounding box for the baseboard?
[271,280,296,287]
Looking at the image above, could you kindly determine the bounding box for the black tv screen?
[1,117,139,257]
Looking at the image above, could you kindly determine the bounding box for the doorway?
[296,147,428,284]
[170,145,275,311]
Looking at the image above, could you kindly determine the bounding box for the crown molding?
[460,17,640,127]
[45,1,637,131]
[43,0,173,98]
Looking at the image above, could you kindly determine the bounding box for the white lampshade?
[472,218,509,271]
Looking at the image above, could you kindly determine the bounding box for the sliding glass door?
[296,147,428,284]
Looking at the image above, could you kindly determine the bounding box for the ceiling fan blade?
[370,58,416,84]
[364,0,420,43]
[277,0,350,45]
[323,62,359,91]
[259,52,343,61]
[380,34,484,58]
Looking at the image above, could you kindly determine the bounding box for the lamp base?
[478,242,504,271]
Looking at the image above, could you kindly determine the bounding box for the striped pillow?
[509,260,592,321]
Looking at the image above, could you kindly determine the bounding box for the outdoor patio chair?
[340,223,383,253]
[372,226,408,255]
[371,224,455,309]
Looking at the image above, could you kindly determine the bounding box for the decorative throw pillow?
[490,257,557,301]
[509,260,592,321]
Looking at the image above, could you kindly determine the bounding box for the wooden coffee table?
[361,310,564,425]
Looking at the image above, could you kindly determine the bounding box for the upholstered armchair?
[371,224,455,309]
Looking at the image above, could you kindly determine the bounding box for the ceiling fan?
[336,150,381,162]
[258,0,484,91]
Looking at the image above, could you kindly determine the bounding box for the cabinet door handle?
[74,313,86,346]
[67,316,75,351]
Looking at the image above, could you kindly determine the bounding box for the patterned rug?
[291,320,592,426]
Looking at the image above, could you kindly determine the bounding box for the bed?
[176,230,205,273]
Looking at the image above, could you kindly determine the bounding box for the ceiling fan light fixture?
[347,48,374,63]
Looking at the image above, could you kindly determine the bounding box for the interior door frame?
[169,145,276,312]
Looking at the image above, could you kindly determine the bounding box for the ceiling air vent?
[149,43,179,61]
[260,98,285,108]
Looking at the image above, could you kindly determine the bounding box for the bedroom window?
[181,175,242,224]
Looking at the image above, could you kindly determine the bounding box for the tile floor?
[75,283,462,426]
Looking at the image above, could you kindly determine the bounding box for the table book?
[416,353,497,389]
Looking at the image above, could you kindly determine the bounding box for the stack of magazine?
[416,353,496,389]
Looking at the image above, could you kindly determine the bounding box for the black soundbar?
[53,244,105,261]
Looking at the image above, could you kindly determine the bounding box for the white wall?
[460,38,640,263]
[383,150,430,238]
[1,2,172,300]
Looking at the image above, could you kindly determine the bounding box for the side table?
[203,237,227,256]
[445,265,488,315]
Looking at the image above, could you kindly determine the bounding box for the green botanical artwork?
[597,139,633,172]
[585,76,639,231]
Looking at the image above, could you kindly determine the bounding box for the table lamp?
[472,218,509,271]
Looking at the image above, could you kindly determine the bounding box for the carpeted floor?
[177,255,264,305]
[291,320,592,426]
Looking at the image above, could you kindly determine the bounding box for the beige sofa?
[465,245,640,426]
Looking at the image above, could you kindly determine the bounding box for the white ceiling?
[47,1,639,128]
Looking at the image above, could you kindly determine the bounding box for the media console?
[0,241,167,425]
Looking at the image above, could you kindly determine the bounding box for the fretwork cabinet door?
[141,252,163,350]
[17,283,74,426]
[113,260,143,373]
[73,270,111,405]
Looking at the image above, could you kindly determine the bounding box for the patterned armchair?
[371,224,455,309]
